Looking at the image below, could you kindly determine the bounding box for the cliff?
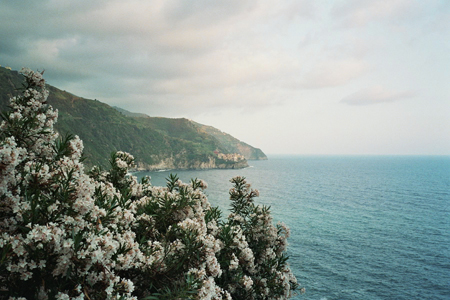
[135,154,248,171]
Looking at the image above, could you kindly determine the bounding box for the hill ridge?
[0,67,267,170]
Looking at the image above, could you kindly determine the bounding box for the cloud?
[0,1,442,113]
[0,0,314,116]
[300,59,368,89]
[0,1,311,95]
[340,85,415,106]
[331,0,418,27]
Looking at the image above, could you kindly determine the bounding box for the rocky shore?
[134,154,249,171]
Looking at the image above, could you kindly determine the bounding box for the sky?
[1,0,449,155]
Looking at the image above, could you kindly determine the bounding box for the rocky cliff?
[135,155,248,171]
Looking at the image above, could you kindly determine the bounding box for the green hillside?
[117,109,267,161]
[191,121,267,160]
[0,67,266,170]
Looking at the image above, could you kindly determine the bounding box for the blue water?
[134,156,450,300]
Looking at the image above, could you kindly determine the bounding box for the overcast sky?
[1,0,449,155]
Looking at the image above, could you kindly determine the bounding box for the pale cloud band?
[341,86,416,106]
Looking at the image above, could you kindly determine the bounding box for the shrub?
[0,68,299,299]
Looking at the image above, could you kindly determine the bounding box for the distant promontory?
[0,67,267,171]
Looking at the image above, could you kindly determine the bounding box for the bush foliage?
[0,69,298,299]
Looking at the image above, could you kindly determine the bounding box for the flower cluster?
[0,69,300,299]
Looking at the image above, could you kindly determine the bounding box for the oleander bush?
[0,69,299,299]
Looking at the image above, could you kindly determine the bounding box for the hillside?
[0,67,267,170]
[115,108,267,161]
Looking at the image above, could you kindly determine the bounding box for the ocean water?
[134,156,450,300]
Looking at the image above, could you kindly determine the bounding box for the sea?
[134,155,450,300]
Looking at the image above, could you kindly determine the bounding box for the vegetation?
[0,68,299,299]
[0,67,266,170]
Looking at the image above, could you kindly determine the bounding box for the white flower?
[229,253,239,270]
[0,68,298,300]
[241,275,253,290]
